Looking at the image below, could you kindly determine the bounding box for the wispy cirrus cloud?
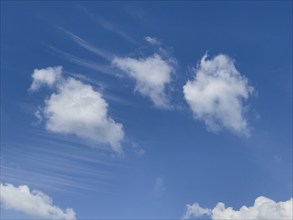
[57,27,113,61]
[0,183,76,220]
[80,7,139,45]
[182,196,293,220]
[1,127,124,193]
[48,46,119,76]
[57,27,177,109]
[183,53,253,135]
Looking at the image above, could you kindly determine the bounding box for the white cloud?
[182,196,293,220]
[183,203,211,219]
[0,183,76,220]
[30,67,124,154]
[183,54,253,135]
[112,54,175,108]
[144,36,160,45]
[30,66,62,91]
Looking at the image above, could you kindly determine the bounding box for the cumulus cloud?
[112,54,175,108]
[183,54,253,135]
[182,196,293,220]
[144,36,160,45]
[183,203,211,219]
[30,66,124,153]
[0,183,76,220]
[30,66,62,91]
[43,78,124,153]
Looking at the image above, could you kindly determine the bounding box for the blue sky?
[1,1,292,219]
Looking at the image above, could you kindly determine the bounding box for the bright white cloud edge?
[182,196,293,220]
[183,54,253,135]
[30,66,62,91]
[0,183,76,220]
[112,53,175,109]
[30,66,124,154]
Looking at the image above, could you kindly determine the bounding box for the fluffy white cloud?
[30,67,124,153]
[30,66,62,91]
[43,78,124,153]
[112,54,175,108]
[183,203,211,219]
[182,196,293,220]
[183,54,253,135]
[0,183,76,220]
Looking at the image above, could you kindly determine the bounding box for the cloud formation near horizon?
[0,183,76,220]
[113,54,175,108]
[183,54,253,135]
[182,196,293,220]
[30,66,124,153]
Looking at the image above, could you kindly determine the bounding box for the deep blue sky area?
[1,1,292,219]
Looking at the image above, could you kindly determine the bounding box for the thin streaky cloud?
[102,92,141,108]
[1,165,114,193]
[64,72,142,107]
[17,128,124,167]
[1,166,81,192]
[57,27,114,61]
[7,151,114,179]
[48,46,120,76]
[65,71,107,89]
[80,6,140,45]
[64,71,140,108]
[1,175,112,195]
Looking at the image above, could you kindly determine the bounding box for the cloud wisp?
[58,27,114,61]
[57,27,179,110]
[144,36,161,45]
[58,29,177,109]
[48,46,118,76]
[80,7,139,45]
[112,54,175,109]
[183,54,253,135]
[182,196,293,220]
[0,183,76,220]
[30,66,124,154]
